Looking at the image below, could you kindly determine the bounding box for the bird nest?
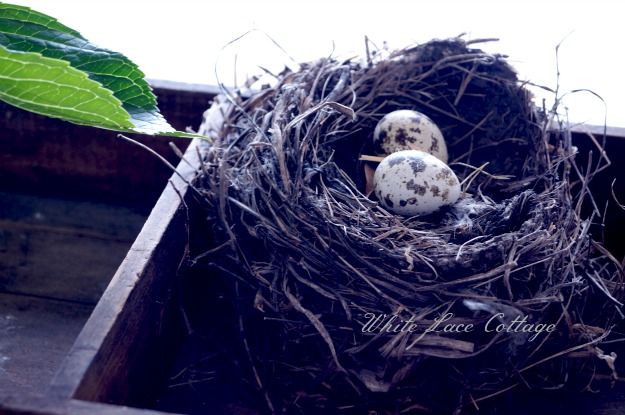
[186,37,624,414]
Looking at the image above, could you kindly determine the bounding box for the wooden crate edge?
[47,138,205,405]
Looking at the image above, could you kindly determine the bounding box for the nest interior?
[175,38,624,414]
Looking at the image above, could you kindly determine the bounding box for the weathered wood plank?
[0,393,182,415]
[0,293,93,397]
[48,139,204,408]
[0,192,146,304]
[0,83,214,209]
[0,80,213,410]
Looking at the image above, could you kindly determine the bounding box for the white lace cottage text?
[362,312,556,342]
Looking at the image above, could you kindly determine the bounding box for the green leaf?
[0,3,204,138]
[0,45,134,128]
[0,3,84,39]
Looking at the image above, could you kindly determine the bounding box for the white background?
[8,0,624,128]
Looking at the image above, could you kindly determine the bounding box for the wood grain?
[0,84,214,209]
[0,294,93,398]
[0,191,146,304]
[0,81,215,411]
[48,139,204,408]
[0,393,182,415]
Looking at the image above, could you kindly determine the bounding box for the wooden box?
[1,81,625,414]
[0,81,215,414]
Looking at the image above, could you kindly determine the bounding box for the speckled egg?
[374,150,461,216]
[373,109,448,163]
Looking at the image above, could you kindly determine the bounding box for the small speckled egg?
[374,150,461,216]
[373,109,448,163]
